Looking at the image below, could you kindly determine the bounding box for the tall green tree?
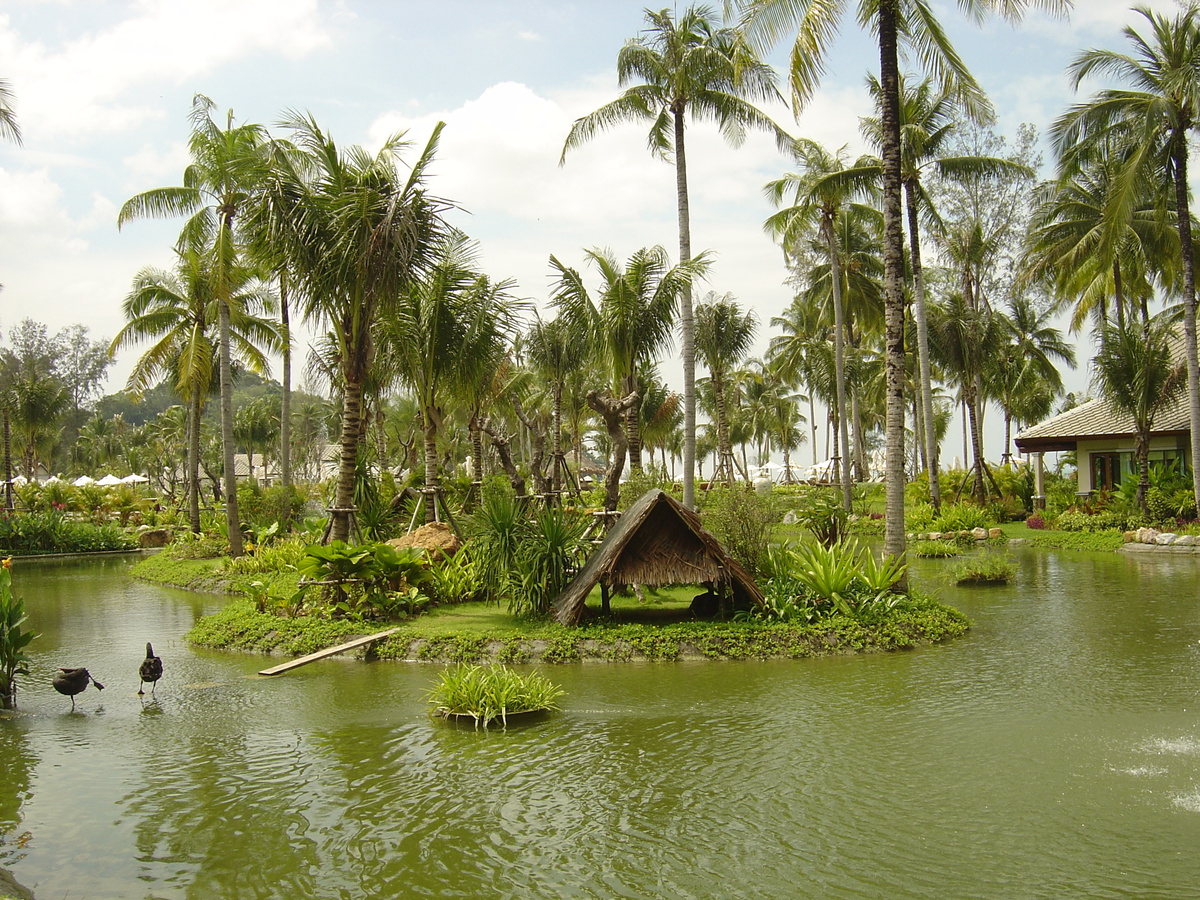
[861,74,1032,505]
[768,292,833,466]
[739,0,1070,564]
[255,114,449,541]
[384,230,521,522]
[110,246,276,532]
[990,295,1075,462]
[765,140,877,508]
[0,80,19,508]
[1020,145,1172,332]
[1093,317,1185,512]
[118,95,269,556]
[562,4,788,510]
[524,314,589,492]
[1053,5,1200,510]
[695,292,758,483]
[551,245,708,474]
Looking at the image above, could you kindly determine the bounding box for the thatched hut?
[552,489,765,625]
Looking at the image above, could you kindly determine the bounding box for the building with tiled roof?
[1014,395,1189,496]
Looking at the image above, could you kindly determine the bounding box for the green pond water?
[1,548,1199,899]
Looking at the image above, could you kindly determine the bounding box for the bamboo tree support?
[951,458,1004,506]
[536,452,583,507]
[320,507,361,545]
[405,487,463,540]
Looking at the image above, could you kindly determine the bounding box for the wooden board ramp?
[258,627,401,676]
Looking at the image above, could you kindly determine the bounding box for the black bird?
[138,643,163,696]
[52,667,105,710]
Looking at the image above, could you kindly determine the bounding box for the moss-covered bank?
[185,597,969,664]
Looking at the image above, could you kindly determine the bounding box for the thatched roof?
[552,489,764,626]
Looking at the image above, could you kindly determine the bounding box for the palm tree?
[990,295,1075,463]
[738,0,1069,563]
[233,397,279,483]
[118,95,268,556]
[385,230,521,522]
[0,353,65,478]
[257,113,449,541]
[768,295,833,465]
[765,139,875,508]
[551,245,708,474]
[929,290,1004,504]
[110,246,277,532]
[524,314,588,492]
[1093,317,1185,513]
[860,73,1033,506]
[561,4,788,510]
[695,292,757,483]
[1020,146,1173,333]
[1053,4,1200,513]
[0,78,20,146]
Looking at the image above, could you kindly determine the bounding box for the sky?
[0,0,1185,466]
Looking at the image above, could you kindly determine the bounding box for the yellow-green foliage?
[426,663,563,726]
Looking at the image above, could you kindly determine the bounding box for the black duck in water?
[138,643,163,696]
[52,667,104,710]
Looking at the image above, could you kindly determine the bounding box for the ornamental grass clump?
[952,551,1016,585]
[427,663,564,728]
[911,539,959,558]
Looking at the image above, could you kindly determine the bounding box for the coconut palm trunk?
[332,378,363,541]
[280,274,292,487]
[421,402,440,524]
[551,383,563,492]
[675,108,698,509]
[188,387,202,533]
[905,179,941,508]
[1170,131,1200,513]
[820,217,853,510]
[216,287,242,556]
[2,409,10,511]
[965,376,987,504]
[878,1,908,567]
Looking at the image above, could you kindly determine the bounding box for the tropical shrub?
[426,548,484,605]
[468,488,526,604]
[0,563,37,709]
[426,663,564,727]
[0,510,136,555]
[756,539,904,620]
[904,501,939,532]
[1024,513,1045,530]
[510,506,590,619]
[298,539,431,619]
[783,486,846,549]
[932,503,992,533]
[701,485,775,575]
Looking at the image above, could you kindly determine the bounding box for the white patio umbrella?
[73,475,95,486]
[96,474,123,486]
[121,474,150,483]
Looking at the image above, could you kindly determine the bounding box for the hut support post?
[1033,452,1046,511]
[600,582,611,616]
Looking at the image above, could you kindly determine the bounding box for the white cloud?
[0,1,331,139]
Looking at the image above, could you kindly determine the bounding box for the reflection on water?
[1,550,1199,898]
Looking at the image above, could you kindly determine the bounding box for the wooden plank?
[258,627,401,676]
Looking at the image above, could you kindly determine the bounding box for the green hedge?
[186,595,969,663]
[0,511,136,556]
